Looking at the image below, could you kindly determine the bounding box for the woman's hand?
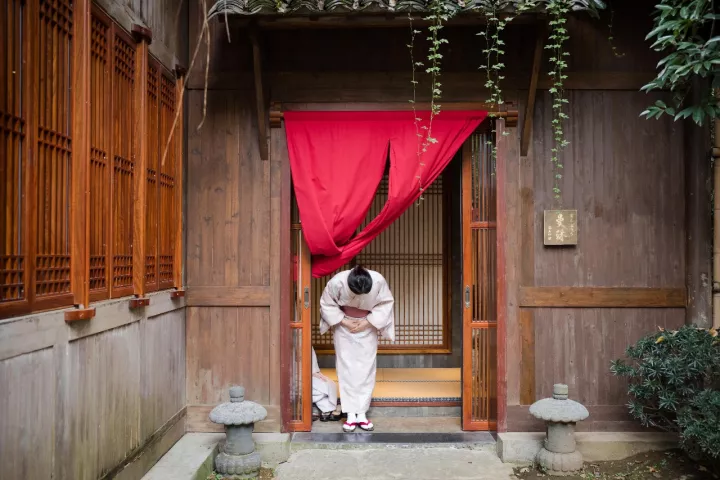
[349,319,373,333]
[340,317,360,330]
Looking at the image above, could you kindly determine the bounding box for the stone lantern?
[209,386,268,479]
[529,384,589,476]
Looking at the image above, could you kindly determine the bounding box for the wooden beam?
[521,23,546,157]
[249,29,269,160]
[225,11,542,30]
[132,25,152,299]
[69,0,92,314]
[195,71,657,93]
[519,287,687,308]
[186,286,271,307]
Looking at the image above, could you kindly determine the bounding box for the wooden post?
[131,25,152,304]
[684,79,712,328]
[66,0,95,321]
[713,91,720,329]
[174,65,187,292]
[495,117,521,432]
[249,29,269,160]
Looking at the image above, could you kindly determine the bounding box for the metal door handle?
[464,285,470,308]
[304,287,310,309]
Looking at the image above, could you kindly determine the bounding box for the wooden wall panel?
[529,91,685,288]
[504,89,688,419]
[186,90,270,287]
[186,306,272,406]
[533,308,685,406]
[0,348,54,479]
[65,323,142,480]
[125,0,184,56]
[141,309,186,439]
[0,294,186,480]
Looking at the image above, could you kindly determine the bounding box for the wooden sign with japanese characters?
[544,210,578,246]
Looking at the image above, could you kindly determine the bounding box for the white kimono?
[311,347,338,413]
[319,269,395,414]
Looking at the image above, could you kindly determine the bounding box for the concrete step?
[311,415,464,434]
[368,405,461,417]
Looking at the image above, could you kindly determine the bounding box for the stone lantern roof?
[529,384,589,424]
[209,386,268,426]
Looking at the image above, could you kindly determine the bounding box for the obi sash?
[341,306,371,319]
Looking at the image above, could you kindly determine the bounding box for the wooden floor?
[319,368,461,403]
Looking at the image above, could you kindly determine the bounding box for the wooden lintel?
[272,101,518,124]
[249,29,269,160]
[129,297,151,309]
[170,290,186,299]
[521,23,546,156]
[64,307,96,322]
[519,287,687,308]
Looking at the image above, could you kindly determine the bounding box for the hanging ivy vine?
[208,0,603,203]
[408,0,455,203]
[546,0,572,202]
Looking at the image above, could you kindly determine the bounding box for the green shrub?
[610,325,720,460]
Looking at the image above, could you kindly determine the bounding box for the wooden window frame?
[0,1,185,321]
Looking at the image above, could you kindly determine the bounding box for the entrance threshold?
[292,431,496,447]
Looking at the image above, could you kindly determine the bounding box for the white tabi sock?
[346,413,357,424]
[356,413,368,424]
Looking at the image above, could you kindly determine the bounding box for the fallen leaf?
[656,336,665,344]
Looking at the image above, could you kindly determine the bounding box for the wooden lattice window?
[0,0,28,310]
[145,60,160,291]
[110,30,136,297]
[1,2,184,319]
[309,174,450,355]
[144,60,177,292]
[35,0,74,306]
[89,9,111,300]
[157,71,177,289]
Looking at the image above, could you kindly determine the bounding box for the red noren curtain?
[285,110,487,277]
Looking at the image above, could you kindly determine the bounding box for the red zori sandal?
[358,420,374,432]
[342,421,357,433]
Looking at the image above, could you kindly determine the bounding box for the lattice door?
[462,130,498,431]
[309,175,449,354]
[288,219,312,431]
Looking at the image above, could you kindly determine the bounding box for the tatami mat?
[318,368,461,401]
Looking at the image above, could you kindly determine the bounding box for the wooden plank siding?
[184,0,695,433]
[185,88,280,430]
[503,90,687,430]
[0,293,187,480]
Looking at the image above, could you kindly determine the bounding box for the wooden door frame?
[275,103,513,432]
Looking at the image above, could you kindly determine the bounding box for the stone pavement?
[274,448,516,480]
